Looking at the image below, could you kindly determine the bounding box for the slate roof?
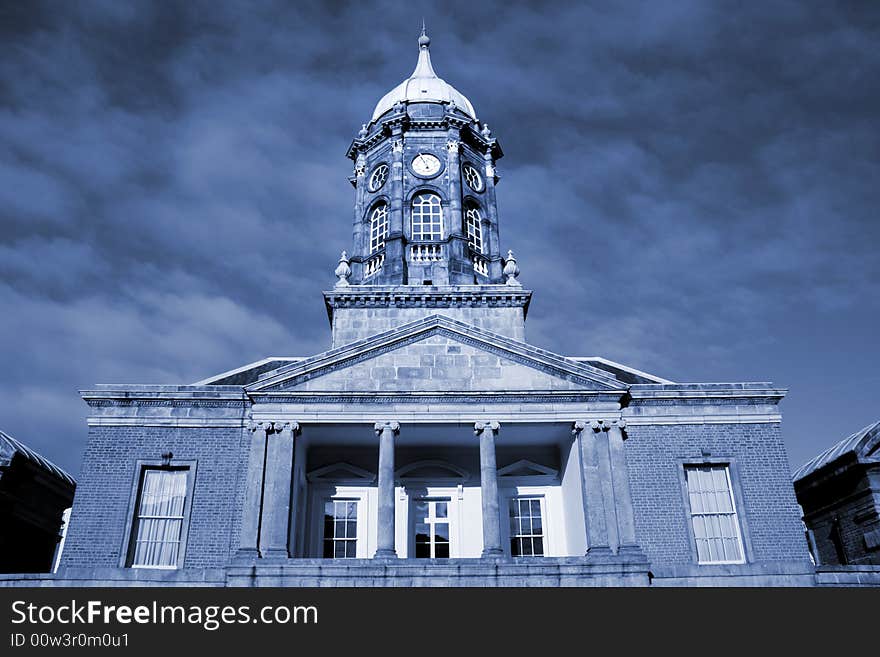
[0,429,76,487]
[793,420,880,482]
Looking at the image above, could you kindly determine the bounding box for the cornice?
[81,387,248,408]
[324,285,532,315]
[249,391,625,405]
[627,383,786,406]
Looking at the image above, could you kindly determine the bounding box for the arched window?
[369,202,388,254]
[464,205,484,253]
[411,193,443,241]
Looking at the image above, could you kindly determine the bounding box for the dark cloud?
[1,0,878,475]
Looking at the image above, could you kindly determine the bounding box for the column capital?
[590,419,611,433]
[374,420,400,435]
[246,420,273,433]
[273,421,301,435]
[474,420,500,434]
[572,420,587,434]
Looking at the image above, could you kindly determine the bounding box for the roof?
[194,357,303,386]
[0,429,76,487]
[793,420,880,482]
[371,29,476,122]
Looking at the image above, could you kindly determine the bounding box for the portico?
[234,410,645,566]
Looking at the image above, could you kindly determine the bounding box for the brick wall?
[61,425,247,569]
[626,422,810,566]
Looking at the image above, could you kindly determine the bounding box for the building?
[794,420,880,567]
[0,430,76,573]
[21,30,817,587]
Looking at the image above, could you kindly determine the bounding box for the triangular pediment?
[498,459,559,480]
[307,462,375,484]
[247,315,624,394]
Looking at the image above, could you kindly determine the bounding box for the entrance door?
[413,498,450,558]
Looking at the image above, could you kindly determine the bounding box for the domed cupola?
[371,26,477,123]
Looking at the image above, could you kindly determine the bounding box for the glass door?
[413,498,450,558]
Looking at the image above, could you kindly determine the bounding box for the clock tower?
[344,27,506,287]
[324,28,531,348]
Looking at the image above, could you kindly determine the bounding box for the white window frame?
[369,202,389,254]
[411,497,453,559]
[506,495,547,557]
[122,460,196,570]
[368,163,389,192]
[410,192,444,241]
[321,498,360,559]
[308,486,371,559]
[684,464,746,565]
[462,162,484,192]
[499,485,559,558]
[464,206,484,254]
[401,486,462,559]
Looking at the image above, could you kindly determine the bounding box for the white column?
[374,421,399,558]
[475,420,503,557]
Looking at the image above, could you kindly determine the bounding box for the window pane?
[132,470,187,568]
[415,543,430,558]
[435,502,447,518]
[323,499,358,559]
[411,193,444,241]
[686,466,743,564]
[435,542,450,559]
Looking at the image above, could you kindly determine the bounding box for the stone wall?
[61,426,247,570]
[331,305,526,346]
[295,334,582,392]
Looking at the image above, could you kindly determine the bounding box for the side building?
[794,420,880,567]
[0,430,76,573]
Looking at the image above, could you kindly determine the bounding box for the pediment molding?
[396,459,470,483]
[307,462,376,484]
[247,315,624,393]
[497,459,559,482]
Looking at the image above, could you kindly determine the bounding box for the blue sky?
[1,0,878,477]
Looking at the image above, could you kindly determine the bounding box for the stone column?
[259,421,299,559]
[572,421,611,555]
[374,421,400,558]
[236,421,271,560]
[384,131,406,283]
[608,419,640,553]
[475,420,504,557]
[592,420,620,551]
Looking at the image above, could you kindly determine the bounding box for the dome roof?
[371,30,476,123]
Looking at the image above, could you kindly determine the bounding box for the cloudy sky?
[1,0,878,477]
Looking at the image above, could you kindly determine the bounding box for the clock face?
[411,152,442,177]
[462,163,484,192]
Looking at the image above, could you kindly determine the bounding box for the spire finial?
[418,19,430,49]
